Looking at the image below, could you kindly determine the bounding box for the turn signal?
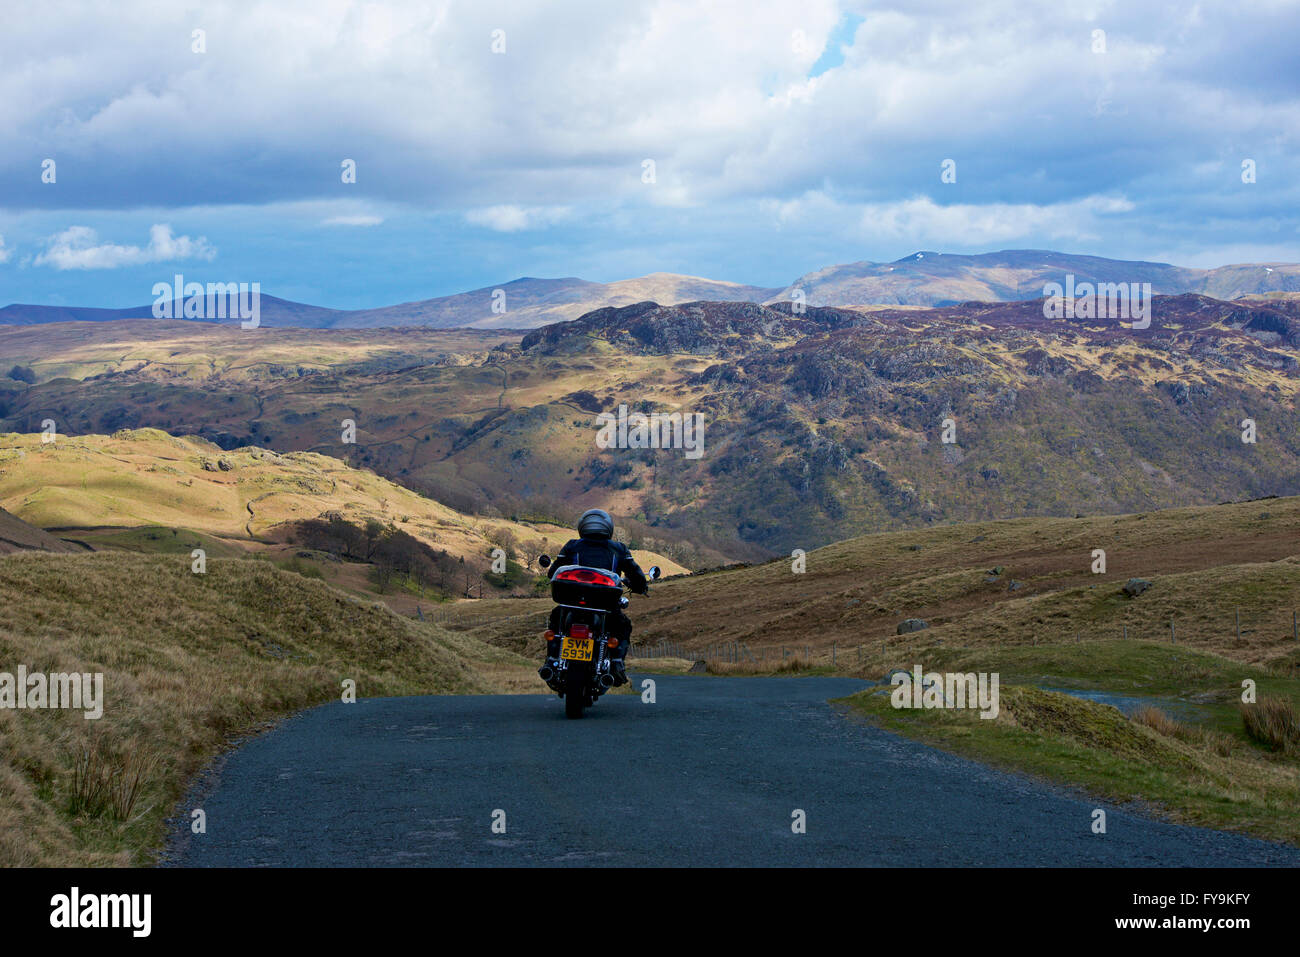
[544,629,555,641]
[606,636,619,648]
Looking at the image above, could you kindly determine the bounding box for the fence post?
[832,643,836,667]
[1123,624,1127,641]
[1170,620,1175,643]
[1236,608,1240,641]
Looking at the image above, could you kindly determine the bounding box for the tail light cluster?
[554,567,620,588]
[569,624,591,640]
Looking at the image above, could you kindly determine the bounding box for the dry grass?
[1240,696,1300,754]
[1130,705,1237,757]
[622,656,695,675]
[0,551,533,866]
[704,657,818,676]
[1130,705,1183,737]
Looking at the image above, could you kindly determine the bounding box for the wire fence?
[419,602,541,628]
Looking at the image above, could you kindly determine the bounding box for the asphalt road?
[168,674,1300,866]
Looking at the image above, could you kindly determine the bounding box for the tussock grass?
[1132,705,1191,740]
[68,734,156,822]
[0,552,529,866]
[1241,697,1300,754]
[1130,705,1238,757]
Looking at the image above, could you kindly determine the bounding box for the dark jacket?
[550,537,648,594]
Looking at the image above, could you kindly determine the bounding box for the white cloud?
[323,214,384,226]
[34,224,215,270]
[0,1,1296,268]
[857,195,1136,246]
[464,205,572,232]
[761,192,1137,246]
[0,234,10,263]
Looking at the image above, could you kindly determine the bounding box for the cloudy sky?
[1,0,1297,308]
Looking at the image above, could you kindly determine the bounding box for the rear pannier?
[550,565,624,612]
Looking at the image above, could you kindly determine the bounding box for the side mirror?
[648,565,661,581]
[539,555,551,569]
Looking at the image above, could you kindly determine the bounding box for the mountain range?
[5,250,1299,330]
[5,291,1299,559]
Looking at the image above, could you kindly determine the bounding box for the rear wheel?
[563,669,586,719]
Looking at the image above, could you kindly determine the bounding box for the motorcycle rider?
[540,508,647,687]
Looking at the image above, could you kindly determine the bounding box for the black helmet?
[577,508,614,540]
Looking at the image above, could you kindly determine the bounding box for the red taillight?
[570,624,591,640]
[555,567,619,587]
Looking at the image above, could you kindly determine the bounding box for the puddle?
[1038,686,1202,720]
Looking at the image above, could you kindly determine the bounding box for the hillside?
[622,495,1300,668]
[464,494,1300,671]
[0,506,82,554]
[0,429,688,608]
[0,429,561,557]
[0,552,533,866]
[775,249,1300,308]
[0,320,516,385]
[341,273,782,329]
[0,294,349,328]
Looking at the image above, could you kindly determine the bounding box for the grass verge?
[838,641,1300,847]
[0,552,531,866]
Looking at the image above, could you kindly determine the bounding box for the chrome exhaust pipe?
[538,664,555,683]
[598,672,615,689]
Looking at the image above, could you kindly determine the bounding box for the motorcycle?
[536,554,660,718]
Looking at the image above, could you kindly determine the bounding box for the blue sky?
[1,0,1297,309]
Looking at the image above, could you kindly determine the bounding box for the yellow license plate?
[560,637,594,661]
